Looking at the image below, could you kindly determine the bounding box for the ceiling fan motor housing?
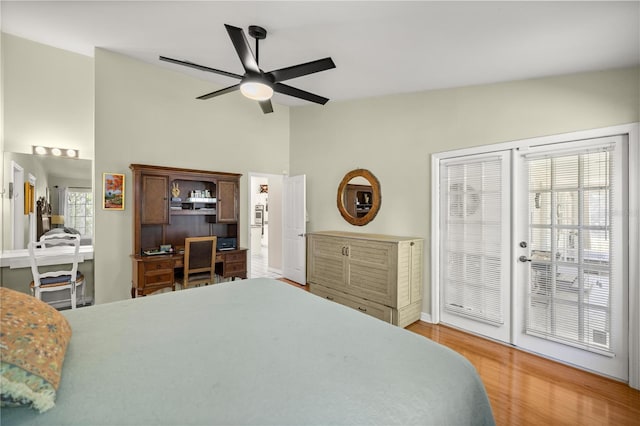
[248,25,267,40]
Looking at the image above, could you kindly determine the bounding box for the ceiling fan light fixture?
[240,80,273,101]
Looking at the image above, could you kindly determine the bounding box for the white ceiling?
[2,1,639,107]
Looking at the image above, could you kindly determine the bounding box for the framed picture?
[24,182,34,214]
[103,173,125,210]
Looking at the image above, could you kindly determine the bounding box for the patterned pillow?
[0,287,72,412]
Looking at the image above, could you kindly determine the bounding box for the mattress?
[1,278,494,425]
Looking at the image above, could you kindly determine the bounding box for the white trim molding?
[628,123,640,389]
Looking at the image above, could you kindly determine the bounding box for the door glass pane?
[556,228,579,263]
[530,228,551,253]
[552,155,579,189]
[584,189,609,227]
[556,191,578,226]
[529,158,551,190]
[441,157,505,325]
[530,192,551,225]
[526,149,613,353]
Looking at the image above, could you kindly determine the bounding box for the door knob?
[519,256,532,262]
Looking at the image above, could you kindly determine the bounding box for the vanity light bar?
[32,145,79,159]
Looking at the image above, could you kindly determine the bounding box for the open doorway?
[248,173,283,279]
[10,161,25,249]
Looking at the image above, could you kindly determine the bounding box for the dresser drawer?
[225,261,246,274]
[310,283,352,305]
[144,271,173,286]
[143,259,174,272]
[224,252,245,263]
[215,250,247,279]
[310,283,392,323]
[342,297,392,323]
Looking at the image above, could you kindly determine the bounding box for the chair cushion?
[30,271,84,288]
[0,287,72,413]
[40,271,84,286]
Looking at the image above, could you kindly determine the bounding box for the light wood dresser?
[307,231,423,327]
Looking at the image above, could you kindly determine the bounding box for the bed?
[1,278,494,425]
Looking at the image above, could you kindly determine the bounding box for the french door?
[439,152,512,343]
[515,136,628,380]
[439,135,628,380]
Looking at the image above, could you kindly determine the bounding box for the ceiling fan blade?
[274,83,329,105]
[159,56,242,79]
[224,24,260,75]
[196,84,240,100]
[259,100,274,114]
[267,57,336,83]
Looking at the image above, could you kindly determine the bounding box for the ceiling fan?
[159,24,336,114]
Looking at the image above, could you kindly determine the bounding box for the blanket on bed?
[1,278,494,425]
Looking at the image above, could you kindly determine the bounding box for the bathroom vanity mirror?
[2,152,93,251]
[337,169,381,226]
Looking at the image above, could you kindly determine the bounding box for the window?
[525,145,615,353]
[65,188,93,238]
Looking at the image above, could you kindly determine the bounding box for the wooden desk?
[131,248,247,298]
[129,164,244,299]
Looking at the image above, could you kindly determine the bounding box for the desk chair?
[28,234,86,309]
[176,236,217,289]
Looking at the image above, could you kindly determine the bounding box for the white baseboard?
[420,312,433,323]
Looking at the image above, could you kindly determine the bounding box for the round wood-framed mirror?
[337,169,381,226]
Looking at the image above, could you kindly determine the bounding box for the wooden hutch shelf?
[130,164,247,297]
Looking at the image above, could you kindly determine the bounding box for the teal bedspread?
[2,278,495,425]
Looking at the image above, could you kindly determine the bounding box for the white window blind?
[440,156,505,325]
[65,187,93,239]
[525,144,614,353]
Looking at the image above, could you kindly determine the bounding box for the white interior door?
[283,174,306,284]
[515,136,628,381]
[11,161,25,250]
[439,152,511,343]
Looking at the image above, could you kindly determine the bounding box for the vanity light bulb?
[35,146,47,155]
[66,149,77,158]
[51,148,62,156]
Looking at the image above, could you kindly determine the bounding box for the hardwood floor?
[407,321,640,426]
[278,279,640,425]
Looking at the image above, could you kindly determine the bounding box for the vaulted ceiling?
[2,1,638,107]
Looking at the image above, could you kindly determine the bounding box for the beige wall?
[94,49,290,303]
[2,34,94,157]
[290,66,640,315]
[1,34,94,252]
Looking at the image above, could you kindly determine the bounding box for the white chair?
[28,233,86,309]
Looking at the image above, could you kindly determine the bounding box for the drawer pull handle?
[358,307,367,312]
[326,296,334,301]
